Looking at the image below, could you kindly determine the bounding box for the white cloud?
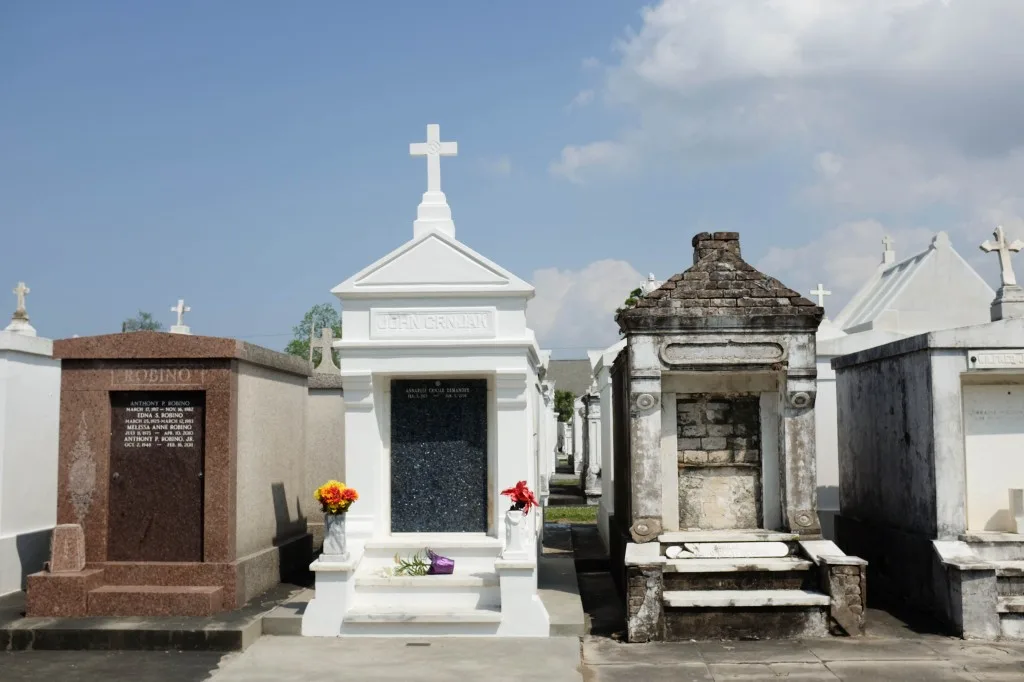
[581,56,601,70]
[556,0,1024,216]
[479,155,512,177]
[528,259,642,352]
[549,140,633,184]
[567,89,595,111]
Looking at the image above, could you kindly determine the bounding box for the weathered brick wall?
[820,560,868,636]
[626,564,665,642]
[677,394,763,528]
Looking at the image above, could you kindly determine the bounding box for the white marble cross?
[981,226,1024,288]
[171,299,191,327]
[882,235,894,251]
[810,283,832,307]
[13,282,29,314]
[410,124,457,193]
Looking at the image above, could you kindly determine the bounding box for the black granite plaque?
[108,391,205,561]
[390,379,487,533]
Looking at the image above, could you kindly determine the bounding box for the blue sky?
[3,1,1022,356]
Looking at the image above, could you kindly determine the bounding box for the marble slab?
[681,541,790,558]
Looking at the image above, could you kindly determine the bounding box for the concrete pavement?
[206,636,584,681]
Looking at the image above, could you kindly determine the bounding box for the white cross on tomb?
[171,299,191,327]
[13,282,29,314]
[410,124,457,194]
[809,283,831,308]
[981,226,1024,288]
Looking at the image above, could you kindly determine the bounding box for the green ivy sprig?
[393,551,430,576]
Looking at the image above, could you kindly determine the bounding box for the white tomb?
[0,283,61,596]
[302,124,550,637]
[815,233,994,537]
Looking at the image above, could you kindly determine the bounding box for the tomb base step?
[361,536,502,566]
[960,533,1024,561]
[663,558,815,592]
[659,530,800,544]
[340,605,502,636]
[352,571,501,609]
[661,589,829,640]
[87,585,224,617]
[98,561,234,587]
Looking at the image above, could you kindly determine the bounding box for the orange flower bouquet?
[314,480,359,514]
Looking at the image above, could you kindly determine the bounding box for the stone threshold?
[659,530,799,543]
[0,582,305,651]
[343,605,502,623]
[664,558,813,573]
[961,531,1024,543]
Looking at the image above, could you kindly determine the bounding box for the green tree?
[554,389,576,423]
[285,303,342,366]
[122,311,163,332]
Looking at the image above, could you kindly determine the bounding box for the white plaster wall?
[815,357,839,538]
[0,338,60,596]
[234,362,309,559]
[963,383,1024,531]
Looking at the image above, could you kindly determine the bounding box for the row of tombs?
[3,131,1024,641]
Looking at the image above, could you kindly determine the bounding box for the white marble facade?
[0,287,60,596]
[815,233,994,537]
[303,125,549,637]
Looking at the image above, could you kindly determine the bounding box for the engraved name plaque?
[370,308,496,340]
[660,341,786,367]
[968,350,1024,370]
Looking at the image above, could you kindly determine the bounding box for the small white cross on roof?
[810,283,832,308]
[171,299,191,327]
[13,282,29,314]
[410,124,457,194]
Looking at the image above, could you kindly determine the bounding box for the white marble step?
[998,596,1024,614]
[995,561,1024,577]
[345,606,503,623]
[353,569,501,609]
[663,589,830,608]
[665,542,791,559]
[659,530,799,544]
[664,558,813,573]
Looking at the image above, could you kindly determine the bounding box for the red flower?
[340,488,359,502]
[500,480,539,515]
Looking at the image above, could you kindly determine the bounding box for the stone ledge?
[309,556,359,573]
[494,559,536,571]
[664,558,813,573]
[661,530,799,543]
[343,606,502,623]
[307,374,345,389]
[663,589,830,608]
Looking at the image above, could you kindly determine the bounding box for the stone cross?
[171,299,191,327]
[410,124,457,193]
[12,282,29,318]
[311,326,339,374]
[980,226,1024,288]
[810,283,832,307]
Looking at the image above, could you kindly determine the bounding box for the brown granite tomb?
[26,332,313,618]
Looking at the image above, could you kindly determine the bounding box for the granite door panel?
[108,391,205,561]
[390,379,487,533]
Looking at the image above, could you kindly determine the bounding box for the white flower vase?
[503,509,528,559]
[322,512,348,561]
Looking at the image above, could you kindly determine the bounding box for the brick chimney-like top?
[692,231,740,265]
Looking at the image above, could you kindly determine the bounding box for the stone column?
[572,398,585,475]
[583,395,602,504]
[628,334,663,543]
[779,364,821,536]
[495,371,531,541]
[340,371,379,547]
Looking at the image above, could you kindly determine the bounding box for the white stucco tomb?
[0,283,61,596]
[834,226,1024,639]
[302,124,549,637]
[815,233,994,537]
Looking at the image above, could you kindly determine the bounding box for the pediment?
[333,229,533,298]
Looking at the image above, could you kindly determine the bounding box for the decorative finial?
[980,226,1024,288]
[410,124,458,239]
[882,235,895,265]
[931,231,951,248]
[5,281,37,336]
[809,283,832,308]
[170,299,192,335]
